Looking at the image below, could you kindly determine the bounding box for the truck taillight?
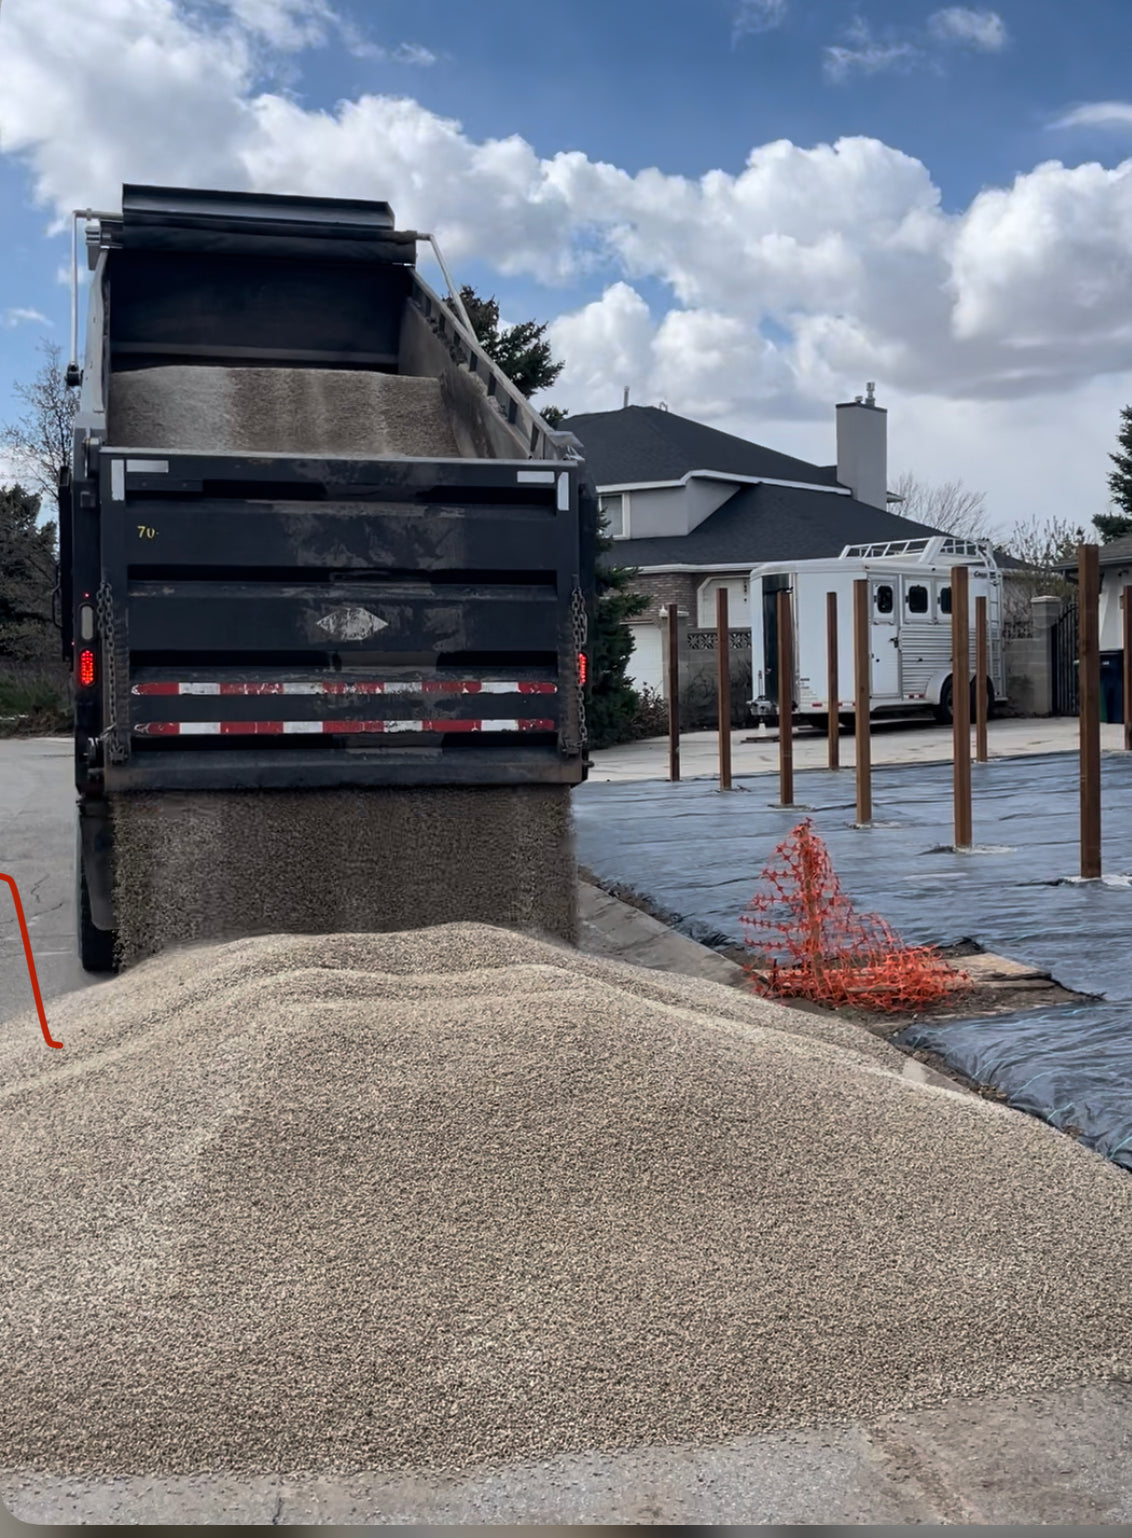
[79,649,96,688]
[578,651,587,687]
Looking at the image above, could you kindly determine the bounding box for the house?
[566,385,945,694]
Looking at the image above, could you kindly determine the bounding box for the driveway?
[0,738,97,1028]
[589,715,1126,783]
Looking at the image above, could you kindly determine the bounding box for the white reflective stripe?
[110,460,125,501]
[179,721,221,735]
[126,459,169,473]
[381,720,424,732]
[557,472,569,511]
[283,720,322,733]
[516,469,555,484]
[132,679,557,696]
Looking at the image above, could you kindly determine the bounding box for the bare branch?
[889,471,992,540]
[0,339,78,501]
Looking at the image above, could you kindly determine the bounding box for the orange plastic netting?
[739,820,970,1014]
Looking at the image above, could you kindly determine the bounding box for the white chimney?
[836,382,887,510]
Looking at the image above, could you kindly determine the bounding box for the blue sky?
[4,0,1132,531]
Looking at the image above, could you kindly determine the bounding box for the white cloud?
[927,8,1008,51]
[1052,102,1132,131]
[2,307,52,327]
[732,0,788,41]
[4,0,1132,530]
[823,18,921,81]
[218,0,336,49]
[393,43,438,66]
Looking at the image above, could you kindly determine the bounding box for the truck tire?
[76,823,117,973]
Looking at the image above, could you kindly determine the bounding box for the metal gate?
[1051,598,1079,716]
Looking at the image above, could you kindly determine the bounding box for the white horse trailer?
[749,537,1005,729]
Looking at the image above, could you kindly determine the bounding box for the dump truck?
[59,184,597,972]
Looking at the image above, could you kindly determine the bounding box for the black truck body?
[60,185,597,967]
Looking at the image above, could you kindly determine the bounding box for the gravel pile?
[3,925,1130,1479]
[111,787,577,967]
[109,366,460,458]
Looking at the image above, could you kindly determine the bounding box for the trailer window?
[938,585,952,616]
[905,583,929,615]
[874,583,894,616]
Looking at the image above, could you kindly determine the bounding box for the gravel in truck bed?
[1,924,1130,1479]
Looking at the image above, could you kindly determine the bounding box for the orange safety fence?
[739,820,969,1014]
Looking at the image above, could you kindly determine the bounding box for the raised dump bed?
[60,184,597,968]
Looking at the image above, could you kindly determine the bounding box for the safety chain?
[569,584,589,752]
[95,581,128,764]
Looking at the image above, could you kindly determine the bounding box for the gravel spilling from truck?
[109,367,461,457]
[2,926,1129,1478]
[110,786,577,967]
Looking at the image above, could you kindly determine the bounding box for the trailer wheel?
[934,676,996,727]
[76,823,117,974]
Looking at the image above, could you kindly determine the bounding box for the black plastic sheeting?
[574,749,1132,1170]
[897,1004,1132,1171]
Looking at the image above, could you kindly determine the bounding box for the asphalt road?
[0,738,101,1030]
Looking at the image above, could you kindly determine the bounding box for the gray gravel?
[111,787,577,967]
[109,366,459,458]
[1,924,1130,1479]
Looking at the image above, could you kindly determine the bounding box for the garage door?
[626,624,664,696]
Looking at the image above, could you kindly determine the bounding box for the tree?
[587,518,650,749]
[889,471,992,540]
[447,284,646,746]
[997,512,1085,626]
[1001,512,1086,572]
[1096,404,1132,543]
[0,484,57,662]
[445,286,565,419]
[0,339,78,503]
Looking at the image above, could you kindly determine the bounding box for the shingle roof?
[565,405,842,489]
[1097,532,1132,566]
[610,482,944,569]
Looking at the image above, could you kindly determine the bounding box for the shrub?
[0,659,72,736]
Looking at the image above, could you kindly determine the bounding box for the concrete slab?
[6,1381,1128,1525]
[588,716,1128,785]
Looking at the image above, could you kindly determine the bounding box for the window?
[874,583,894,616]
[906,583,929,615]
[939,585,952,616]
[599,493,625,538]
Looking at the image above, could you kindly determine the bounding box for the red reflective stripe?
[135,681,179,696]
[518,682,556,694]
[134,717,557,736]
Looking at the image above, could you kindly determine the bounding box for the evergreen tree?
[1097,404,1132,543]
[0,484,57,662]
[586,516,650,750]
[447,285,647,746]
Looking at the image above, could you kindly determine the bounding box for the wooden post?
[666,604,680,782]
[716,586,732,791]
[777,588,794,806]
[853,578,871,825]
[951,564,972,849]
[974,593,989,764]
[1079,544,1101,879]
[826,590,840,771]
[1123,585,1132,754]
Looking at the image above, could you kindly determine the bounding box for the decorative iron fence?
[686,628,752,651]
[1051,598,1079,716]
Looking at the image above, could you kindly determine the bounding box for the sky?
[3,0,1132,536]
